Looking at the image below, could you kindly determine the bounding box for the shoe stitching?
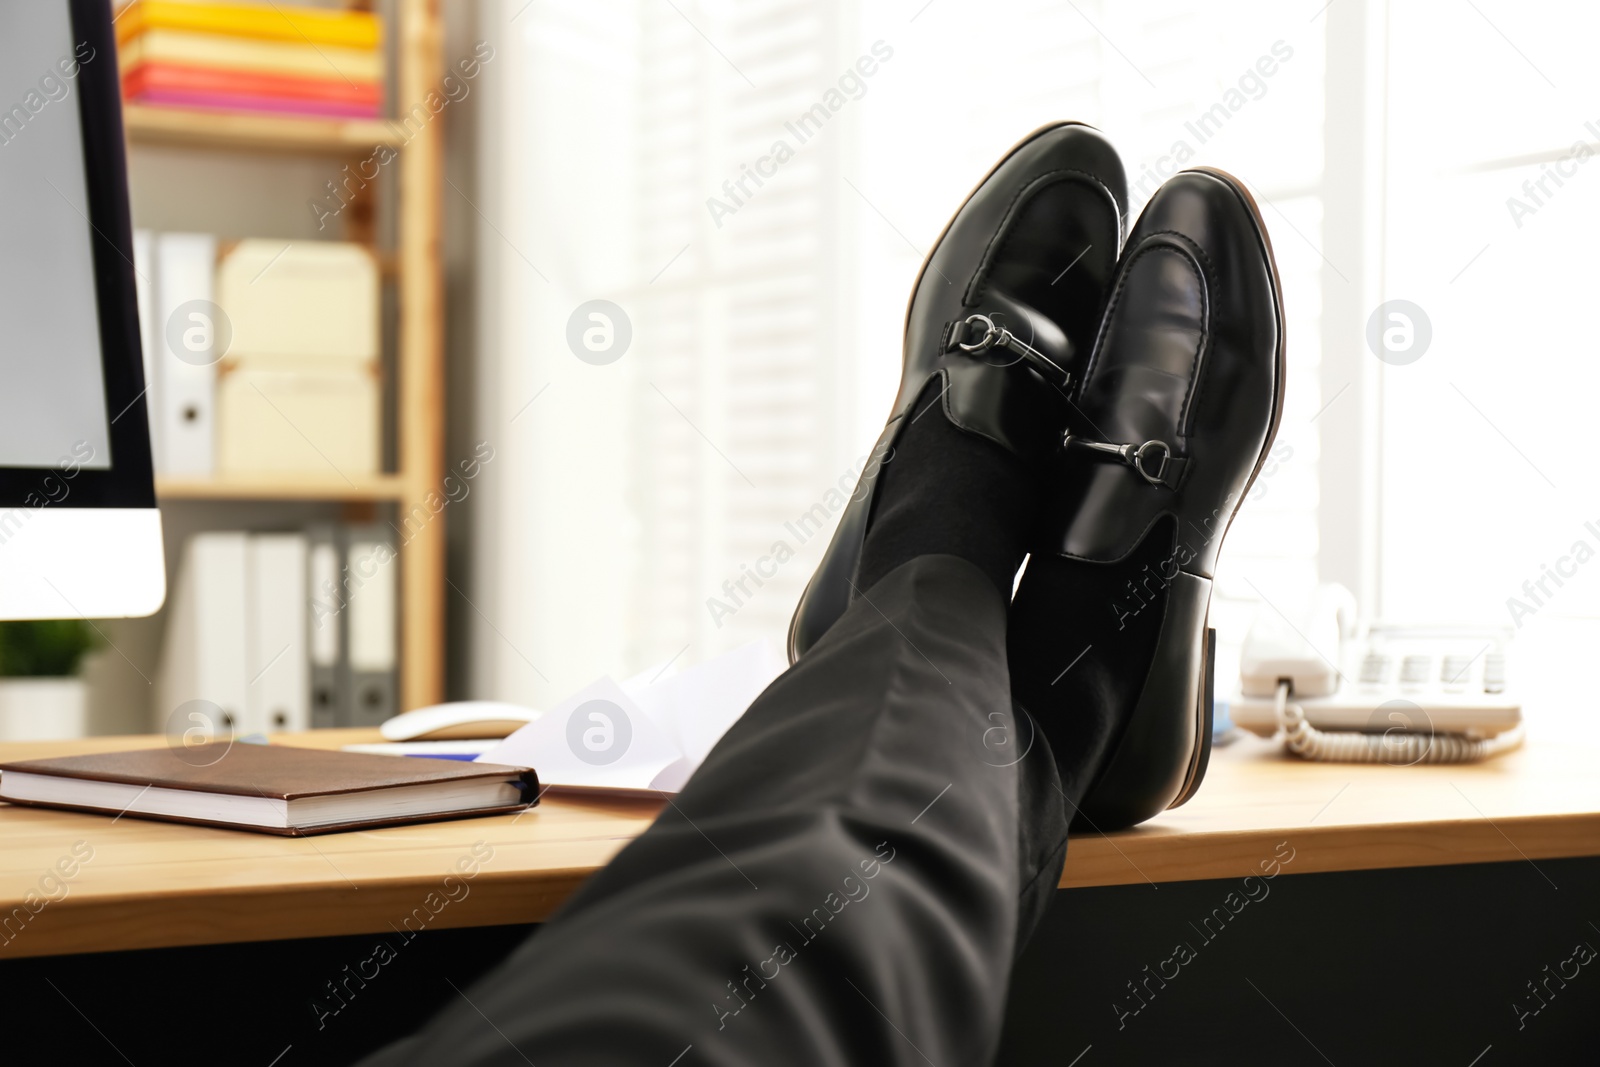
[1079,234,1211,450]
[901,123,1085,341]
[1143,230,1218,439]
[964,168,1120,307]
[1080,235,1208,386]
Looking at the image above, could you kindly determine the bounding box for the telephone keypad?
[1483,653,1507,694]
[1441,655,1475,691]
[1367,648,1509,694]
[1400,655,1432,685]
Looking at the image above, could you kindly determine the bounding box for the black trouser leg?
[362,555,1068,1066]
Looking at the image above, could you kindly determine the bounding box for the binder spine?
[306,525,346,729]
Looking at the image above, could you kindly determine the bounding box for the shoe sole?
[1164,166,1288,811]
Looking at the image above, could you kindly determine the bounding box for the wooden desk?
[3,718,1599,960]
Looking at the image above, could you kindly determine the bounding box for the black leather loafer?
[1012,167,1285,830]
[787,122,1127,660]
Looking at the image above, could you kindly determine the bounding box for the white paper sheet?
[475,641,786,795]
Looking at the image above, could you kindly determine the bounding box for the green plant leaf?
[0,619,99,678]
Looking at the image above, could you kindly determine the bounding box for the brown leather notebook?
[0,743,539,836]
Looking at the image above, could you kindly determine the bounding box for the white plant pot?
[0,677,89,742]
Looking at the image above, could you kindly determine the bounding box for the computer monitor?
[0,0,165,619]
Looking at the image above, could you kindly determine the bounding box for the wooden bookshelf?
[124,103,403,155]
[155,473,409,502]
[129,0,447,712]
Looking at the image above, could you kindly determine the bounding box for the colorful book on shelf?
[119,29,383,83]
[122,63,382,109]
[116,0,382,51]
[126,89,379,120]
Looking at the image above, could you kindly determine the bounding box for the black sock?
[856,379,1039,599]
[1006,518,1175,821]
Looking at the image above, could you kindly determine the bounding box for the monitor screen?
[0,0,164,622]
[0,0,112,471]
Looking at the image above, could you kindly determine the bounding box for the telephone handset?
[1230,584,1524,763]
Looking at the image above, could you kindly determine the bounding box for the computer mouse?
[380,701,540,741]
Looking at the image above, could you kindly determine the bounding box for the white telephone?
[1229,584,1524,763]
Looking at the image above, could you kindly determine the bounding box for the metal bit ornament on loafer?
[944,313,1072,391]
[1061,434,1187,489]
